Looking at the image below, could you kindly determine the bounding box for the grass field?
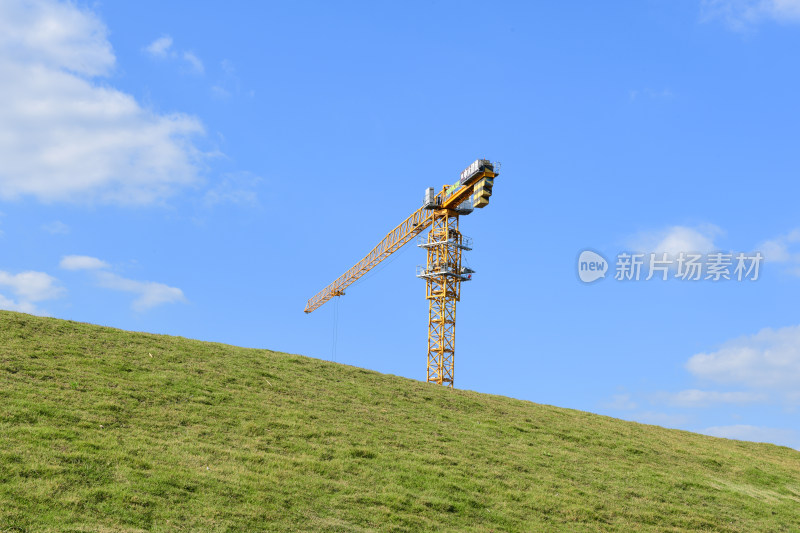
[0,310,798,532]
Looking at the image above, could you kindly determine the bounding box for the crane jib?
[303,207,432,313]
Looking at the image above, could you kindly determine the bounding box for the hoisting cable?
[331,294,340,363]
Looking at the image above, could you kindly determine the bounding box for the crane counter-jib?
[440,168,497,210]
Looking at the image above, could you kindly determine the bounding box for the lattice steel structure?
[304,159,497,387]
[416,210,472,386]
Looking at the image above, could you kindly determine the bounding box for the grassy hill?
[0,311,798,532]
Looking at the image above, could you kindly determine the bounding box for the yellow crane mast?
[304,159,499,387]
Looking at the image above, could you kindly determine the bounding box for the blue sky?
[1,0,799,450]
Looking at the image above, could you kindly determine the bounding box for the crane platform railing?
[417,234,473,251]
[415,264,474,281]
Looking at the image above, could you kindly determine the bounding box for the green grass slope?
[0,311,798,532]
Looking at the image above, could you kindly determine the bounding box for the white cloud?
[59,255,110,271]
[0,0,113,77]
[623,224,725,277]
[702,0,800,30]
[96,271,186,311]
[602,393,638,410]
[203,172,262,207]
[786,391,800,407]
[59,254,186,311]
[145,35,173,57]
[687,325,800,389]
[612,318,800,449]
[0,270,64,301]
[760,240,791,262]
[0,293,37,314]
[701,424,799,449]
[658,389,768,407]
[144,34,204,74]
[211,85,231,99]
[211,59,246,99]
[182,51,204,74]
[0,269,64,314]
[0,0,206,204]
[629,224,722,256]
[758,229,800,275]
[42,220,70,234]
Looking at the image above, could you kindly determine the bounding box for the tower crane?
[304,159,499,387]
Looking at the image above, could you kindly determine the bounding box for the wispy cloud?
[59,255,186,311]
[701,0,800,30]
[203,172,262,207]
[96,271,186,312]
[627,224,723,256]
[758,229,800,275]
[613,323,800,448]
[182,51,204,74]
[145,35,173,57]
[211,59,251,99]
[144,34,204,74]
[656,389,768,407]
[42,220,70,235]
[787,391,800,407]
[0,1,206,205]
[60,255,110,271]
[687,324,800,391]
[601,393,638,410]
[701,424,799,449]
[0,270,64,315]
